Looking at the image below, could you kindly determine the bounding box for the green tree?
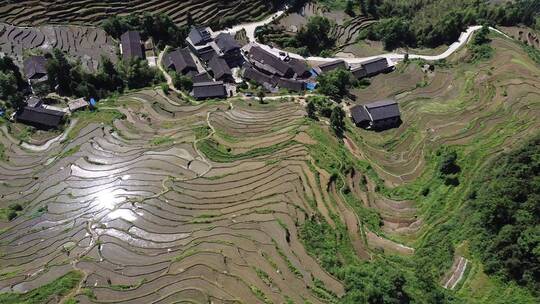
[296,16,335,56]
[317,68,356,100]
[306,101,316,119]
[257,89,265,104]
[46,49,73,95]
[345,1,355,16]
[0,71,24,110]
[118,58,161,90]
[330,106,345,137]
[171,72,193,92]
[359,0,367,15]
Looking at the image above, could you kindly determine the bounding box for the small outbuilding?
[276,77,305,92]
[188,26,213,46]
[26,96,43,108]
[351,99,401,130]
[192,81,227,100]
[313,60,347,75]
[16,106,65,129]
[68,97,89,112]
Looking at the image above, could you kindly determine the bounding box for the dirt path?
[443,256,469,290]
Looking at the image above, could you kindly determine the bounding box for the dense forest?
[468,135,540,295]
[366,0,540,49]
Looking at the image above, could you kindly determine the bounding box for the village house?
[243,65,276,91]
[186,26,216,62]
[192,81,227,100]
[350,99,401,130]
[214,33,243,67]
[23,55,48,90]
[276,77,305,92]
[16,106,65,130]
[313,60,348,75]
[351,57,393,79]
[246,45,294,78]
[208,55,233,82]
[163,48,198,75]
[120,31,144,60]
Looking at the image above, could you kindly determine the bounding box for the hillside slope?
[0,0,276,27]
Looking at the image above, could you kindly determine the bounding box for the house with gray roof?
[23,56,48,80]
[208,55,233,82]
[276,77,305,92]
[313,60,347,75]
[192,81,227,100]
[16,106,65,129]
[188,26,213,46]
[163,48,198,75]
[120,31,144,60]
[247,46,294,78]
[352,57,393,79]
[351,99,401,130]
[214,33,243,67]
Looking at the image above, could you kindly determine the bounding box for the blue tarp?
[306,82,317,91]
[89,98,96,107]
[0,110,4,117]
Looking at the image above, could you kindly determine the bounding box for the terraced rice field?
[0,23,116,72]
[0,35,538,302]
[0,0,273,27]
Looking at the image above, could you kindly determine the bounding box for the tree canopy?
[468,135,540,294]
[296,16,336,56]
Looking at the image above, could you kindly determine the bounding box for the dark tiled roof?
[248,46,292,77]
[192,81,227,99]
[16,106,64,129]
[361,57,391,76]
[350,105,371,124]
[365,99,400,121]
[289,58,311,79]
[188,26,212,45]
[316,60,347,73]
[215,33,241,54]
[351,66,367,79]
[208,55,232,81]
[120,31,144,60]
[192,72,211,83]
[243,66,276,86]
[26,96,42,108]
[276,77,304,91]
[165,48,197,74]
[23,56,47,79]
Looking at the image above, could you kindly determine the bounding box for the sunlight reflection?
[108,209,137,222]
[93,189,125,210]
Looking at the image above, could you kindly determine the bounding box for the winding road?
[215,10,509,66]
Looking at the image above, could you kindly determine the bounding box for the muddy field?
[0,34,539,302]
[0,0,273,27]
[0,23,116,72]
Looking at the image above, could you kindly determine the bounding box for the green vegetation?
[67,108,125,140]
[316,69,357,100]
[468,26,493,63]
[362,0,540,50]
[0,56,25,111]
[0,142,6,161]
[150,135,174,146]
[468,135,540,295]
[0,271,82,304]
[0,203,23,221]
[46,49,162,100]
[330,106,345,137]
[257,16,336,56]
[198,138,295,162]
[102,13,189,49]
[171,72,193,92]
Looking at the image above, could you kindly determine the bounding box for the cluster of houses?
[14,55,93,129]
[12,24,401,131]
